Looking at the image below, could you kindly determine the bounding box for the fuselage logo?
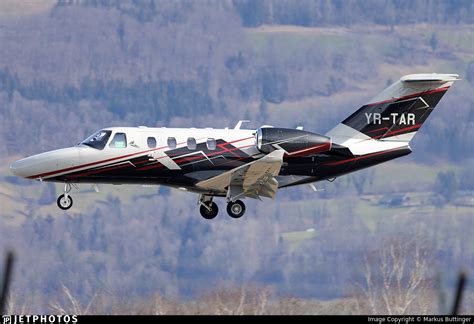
[365,113,415,125]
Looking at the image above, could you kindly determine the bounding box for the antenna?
[234,120,250,130]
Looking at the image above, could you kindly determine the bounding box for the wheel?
[57,194,73,210]
[226,200,245,218]
[199,202,219,220]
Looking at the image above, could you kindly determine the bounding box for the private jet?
[10,73,458,219]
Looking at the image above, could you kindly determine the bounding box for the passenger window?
[207,138,216,150]
[109,133,127,148]
[147,137,157,148]
[187,137,197,150]
[167,137,177,149]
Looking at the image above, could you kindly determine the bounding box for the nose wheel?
[226,200,245,218]
[57,194,73,210]
[57,183,74,210]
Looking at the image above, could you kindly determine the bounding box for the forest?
[0,0,473,314]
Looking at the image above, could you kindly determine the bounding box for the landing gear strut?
[226,200,245,218]
[198,195,218,219]
[57,183,73,210]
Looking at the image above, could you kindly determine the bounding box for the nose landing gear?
[57,183,73,210]
[57,194,73,210]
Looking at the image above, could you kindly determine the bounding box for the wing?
[196,150,285,201]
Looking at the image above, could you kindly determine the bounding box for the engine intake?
[256,127,331,156]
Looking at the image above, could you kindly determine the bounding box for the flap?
[196,150,285,200]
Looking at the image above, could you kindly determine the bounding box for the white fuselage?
[10,126,259,182]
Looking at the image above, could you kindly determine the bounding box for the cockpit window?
[109,133,127,148]
[80,130,112,150]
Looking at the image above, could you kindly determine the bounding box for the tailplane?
[326,73,459,155]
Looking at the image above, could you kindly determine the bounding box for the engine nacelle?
[256,127,331,156]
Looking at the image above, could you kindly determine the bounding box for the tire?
[199,202,219,219]
[57,194,73,210]
[226,200,245,218]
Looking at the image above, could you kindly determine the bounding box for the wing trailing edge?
[196,150,284,201]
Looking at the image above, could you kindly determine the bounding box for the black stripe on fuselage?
[46,142,411,191]
[279,147,412,188]
[49,139,255,184]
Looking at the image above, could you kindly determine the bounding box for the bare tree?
[49,284,96,315]
[4,294,31,315]
[193,285,271,315]
[353,240,433,314]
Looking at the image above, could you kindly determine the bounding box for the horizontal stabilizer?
[401,73,460,83]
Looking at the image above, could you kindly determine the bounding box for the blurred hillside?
[0,0,473,314]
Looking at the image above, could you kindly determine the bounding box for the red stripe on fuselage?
[47,137,255,177]
[27,145,169,179]
[179,144,255,163]
[68,143,257,178]
[28,137,255,179]
[136,142,255,171]
[215,136,254,158]
[67,163,132,179]
[285,142,331,157]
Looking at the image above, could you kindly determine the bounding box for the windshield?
[80,130,112,150]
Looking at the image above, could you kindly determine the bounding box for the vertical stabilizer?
[326,73,459,155]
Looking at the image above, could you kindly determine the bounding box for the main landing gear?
[200,202,219,219]
[198,195,218,219]
[226,200,245,218]
[57,183,73,210]
[198,195,246,220]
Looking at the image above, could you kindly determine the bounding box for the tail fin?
[326,73,459,155]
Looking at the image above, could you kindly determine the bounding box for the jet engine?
[256,127,332,156]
